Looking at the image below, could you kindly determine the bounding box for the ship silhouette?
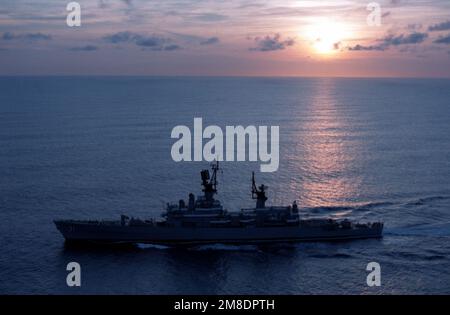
[54,161,383,245]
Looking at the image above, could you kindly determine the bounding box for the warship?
[54,162,383,245]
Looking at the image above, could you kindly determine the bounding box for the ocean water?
[1,76,450,294]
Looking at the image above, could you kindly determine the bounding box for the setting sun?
[305,19,351,55]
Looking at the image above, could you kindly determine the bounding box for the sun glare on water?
[305,19,351,55]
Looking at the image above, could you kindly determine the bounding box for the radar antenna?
[200,160,220,202]
[251,172,268,209]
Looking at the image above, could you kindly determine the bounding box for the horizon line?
[1,74,450,79]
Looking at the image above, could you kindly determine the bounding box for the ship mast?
[252,172,268,209]
[200,160,219,203]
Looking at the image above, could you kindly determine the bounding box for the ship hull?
[54,221,383,245]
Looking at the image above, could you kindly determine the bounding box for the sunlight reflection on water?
[295,79,361,207]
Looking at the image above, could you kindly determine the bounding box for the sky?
[1,0,450,77]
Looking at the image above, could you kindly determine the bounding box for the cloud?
[249,34,295,52]
[103,31,181,51]
[348,44,386,51]
[133,35,166,48]
[200,37,219,45]
[193,13,228,22]
[133,35,182,51]
[2,32,52,41]
[163,44,182,51]
[103,31,134,43]
[428,21,450,31]
[348,32,428,52]
[98,0,132,8]
[121,0,132,6]
[236,3,265,9]
[382,32,428,45]
[6,15,65,22]
[69,45,98,52]
[434,34,450,44]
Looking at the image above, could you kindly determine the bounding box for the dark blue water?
[1,77,450,294]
